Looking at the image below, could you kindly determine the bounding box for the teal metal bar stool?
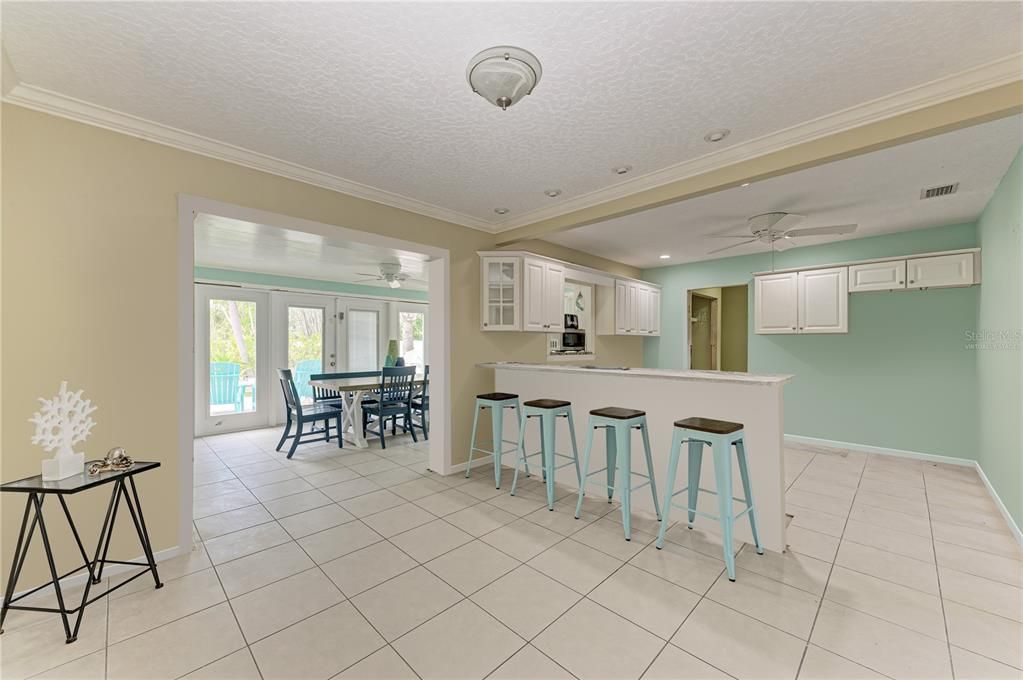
[511,399,580,510]
[574,407,660,540]
[467,392,522,489]
[656,417,763,581]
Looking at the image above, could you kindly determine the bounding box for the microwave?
[561,330,586,350]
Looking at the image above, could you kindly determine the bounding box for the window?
[397,309,426,370]
[347,309,379,371]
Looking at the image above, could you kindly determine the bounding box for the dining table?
[309,373,425,449]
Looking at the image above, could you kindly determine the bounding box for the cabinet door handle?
[909,280,915,284]
[483,323,489,327]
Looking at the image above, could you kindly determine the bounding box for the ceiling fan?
[708,212,857,255]
[355,263,424,289]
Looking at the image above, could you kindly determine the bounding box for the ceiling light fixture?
[467,46,542,110]
[704,129,731,143]
[544,189,562,198]
[659,254,671,260]
[741,182,751,187]
[388,280,401,289]
[612,165,633,175]
[494,208,510,215]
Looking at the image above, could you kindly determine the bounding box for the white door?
[195,286,270,435]
[522,259,547,332]
[907,253,975,289]
[849,260,907,292]
[275,293,337,417]
[648,288,661,336]
[344,301,384,371]
[754,272,798,334]
[481,257,520,330]
[544,263,566,332]
[396,303,427,371]
[615,280,630,334]
[798,267,848,333]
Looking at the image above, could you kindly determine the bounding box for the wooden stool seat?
[592,407,646,420]
[477,392,519,402]
[673,417,743,434]
[524,398,571,410]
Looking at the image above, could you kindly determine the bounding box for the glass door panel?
[397,308,426,370]
[347,309,379,372]
[287,305,325,405]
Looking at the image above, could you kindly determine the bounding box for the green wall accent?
[642,222,979,459]
[194,267,429,301]
[976,147,1022,527]
[720,285,748,372]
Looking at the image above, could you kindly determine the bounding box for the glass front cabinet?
[481,257,521,331]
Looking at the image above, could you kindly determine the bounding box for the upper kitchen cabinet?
[607,279,661,336]
[522,258,565,332]
[755,267,847,334]
[480,256,521,331]
[906,252,976,289]
[849,260,906,292]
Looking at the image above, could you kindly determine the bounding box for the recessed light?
[704,128,731,143]
[740,182,751,187]
[612,165,633,175]
[544,189,562,198]
[494,207,509,215]
[659,254,671,260]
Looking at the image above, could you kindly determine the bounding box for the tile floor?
[3,428,1021,679]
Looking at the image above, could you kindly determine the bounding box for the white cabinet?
[907,253,975,289]
[755,272,798,334]
[797,267,848,333]
[755,268,847,334]
[849,260,906,292]
[481,257,520,331]
[612,279,661,336]
[522,259,565,332]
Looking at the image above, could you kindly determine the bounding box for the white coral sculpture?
[29,381,97,457]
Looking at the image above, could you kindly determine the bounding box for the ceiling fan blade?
[355,273,382,278]
[708,234,757,239]
[773,238,794,252]
[353,278,379,283]
[785,223,857,238]
[708,238,759,255]
[772,213,806,232]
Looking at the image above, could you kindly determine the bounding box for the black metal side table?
[0,461,163,643]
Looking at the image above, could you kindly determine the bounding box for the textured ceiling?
[3,2,1021,225]
[195,215,430,291]
[545,115,1023,268]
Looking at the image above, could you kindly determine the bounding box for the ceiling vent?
[920,182,959,199]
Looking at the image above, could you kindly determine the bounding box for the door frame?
[177,195,451,553]
[688,291,718,370]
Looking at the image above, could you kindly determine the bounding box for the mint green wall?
[976,148,1022,527]
[643,223,979,459]
[194,267,429,301]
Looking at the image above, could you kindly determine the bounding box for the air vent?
[920,183,959,199]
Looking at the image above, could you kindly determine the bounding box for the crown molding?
[4,52,1020,236]
[493,53,1023,231]
[2,83,499,233]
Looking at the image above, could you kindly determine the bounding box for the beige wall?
[0,104,643,587]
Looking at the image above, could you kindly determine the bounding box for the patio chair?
[362,366,417,449]
[210,362,244,411]
[276,368,343,458]
[293,359,321,400]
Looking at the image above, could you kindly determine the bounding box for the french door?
[195,286,270,434]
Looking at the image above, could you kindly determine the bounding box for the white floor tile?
[481,519,563,561]
[527,538,623,594]
[590,564,699,639]
[642,645,731,679]
[297,520,383,563]
[629,541,724,595]
[204,521,291,564]
[939,566,1023,623]
[489,645,574,680]
[706,568,820,639]
[216,541,315,597]
[834,540,939,596]
[334,646,417,680]
[424,540,520,596]
[181,649,261,680]
[352,567,462,641]
[360,502,436,538]
[230,568,344,643]
[321,541,419,597]
[734,545,832,596]
[472,565,581,639]
[944,600,1023,669]
[393,600,522,680]
[797,645,887,680]
[950,645,1023,680]
[107,568,225,643]
[824,566,946,640]
[276,503,356,538]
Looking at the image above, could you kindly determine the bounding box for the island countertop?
[482,360,790,552]
[478,362,793,386]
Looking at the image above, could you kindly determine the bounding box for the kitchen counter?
[480,362,790,552]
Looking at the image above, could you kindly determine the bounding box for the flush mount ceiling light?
[659,254,671,259]
[741,182,751,187]
[612,165,633,175]
[467,46,542,110]
[704,128,731,143]
[544,189,562,198]
[494,207,510,215]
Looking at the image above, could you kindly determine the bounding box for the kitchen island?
[480,362,793,552]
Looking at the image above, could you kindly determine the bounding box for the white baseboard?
[784,434,1022,546]
[973,463,1023,547]
[784,434,975,466]
[13,544,187,600]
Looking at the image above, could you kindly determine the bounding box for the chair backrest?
[293,359,321,399]
[416,365,430,399]
[277,368,303,416]
[210,362,241,405]
[379,366,416,404]
[309,371,381,402]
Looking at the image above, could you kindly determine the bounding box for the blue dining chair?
[362,366,417,449]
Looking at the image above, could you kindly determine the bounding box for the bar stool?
[511,399,580,511]
[574,407,660,540]
[656,417,763,581]
[467,393,522,489]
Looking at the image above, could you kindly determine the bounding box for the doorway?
[687,284,749,372]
